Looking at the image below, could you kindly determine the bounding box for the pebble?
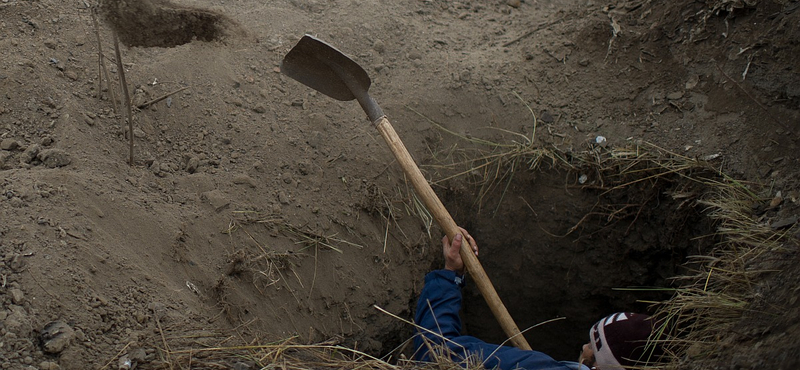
[185,156,200,173]
[201,190,230,212]
[373,39,386,53]
[232,174,257,188]
[278,191,290,204]
[21,144,40,164]
[9,288,24,304]
[37,148,71,168]
[540,111,554,124]
[82,113,94,126]
[307,131,323,148]
[507,0,521,8]
[65,70,78,81]
[667,91,684,100]
[252,105,267,114]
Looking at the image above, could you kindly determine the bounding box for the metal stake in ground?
[280,34,533,351]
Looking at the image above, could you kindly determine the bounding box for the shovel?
[281,35,532,351]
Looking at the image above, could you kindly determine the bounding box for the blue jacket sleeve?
[413,270,587,370]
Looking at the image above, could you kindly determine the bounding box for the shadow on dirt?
[100,0,236,47]
[440,167,716,361]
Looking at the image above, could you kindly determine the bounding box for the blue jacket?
[413,270,589,370]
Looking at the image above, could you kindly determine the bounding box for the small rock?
[252,105,267,114]
[201,190,230,212]
[43,39,57,49]
[769,195,782,208]
[595,135,608,147]
[38,148,71,168]
[408,51,422,60]
[685,75,699,90]
[771,215,798,230]
[65,70,78,81]
[540,111,554,124]
[281,172,294,184]
[307,131,323,148]
[667,91,684,100]
[82,113,94,126]
[9,288,24,304]
[41,136,54,146]
[185,156,200,173]
[278,191,290,204]
[232,174,257,188]
[41,321,76,354]
[507,0,521,8]
[578,58,590,67]
[21,144,41,164]
[1,138,19,151]
[133,128,146,138]
[118,355,132,370]
[373,39,386,54]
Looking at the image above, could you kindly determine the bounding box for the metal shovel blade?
[280,35,372,102]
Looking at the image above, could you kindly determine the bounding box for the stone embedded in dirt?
[9,288,24,304]
[201,190,230,212]
[771,215,798,230]
[667,91,684,100]
[540,111,554,123]
[232,174,257,188]
[252,105,267,114]
[278,190,290,204]
[1,138,20,151]
[185,156,200,173]
[507,0,521,8]
[373,39,386,53]
[38,148,71,168]
[21,144,41,164]
[44,39,57,49]
[41,321,76,354]
[307,131,323,149]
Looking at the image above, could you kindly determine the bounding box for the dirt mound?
[99,0,238,47]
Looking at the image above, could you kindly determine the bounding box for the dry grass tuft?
[420,103,793,367]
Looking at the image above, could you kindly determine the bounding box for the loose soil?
[1,0,798,369]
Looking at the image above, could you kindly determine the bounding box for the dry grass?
[417,103,792,368]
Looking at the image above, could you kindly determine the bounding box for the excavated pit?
[440,166,717,361]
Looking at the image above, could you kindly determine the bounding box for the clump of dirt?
[99,0,238,47]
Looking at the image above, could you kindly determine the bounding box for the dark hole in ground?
[100,0,233,48]
[440,167,717,361]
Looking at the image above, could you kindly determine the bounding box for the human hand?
[442,227,478,274]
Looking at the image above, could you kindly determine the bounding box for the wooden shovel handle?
[374,117,532,351]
